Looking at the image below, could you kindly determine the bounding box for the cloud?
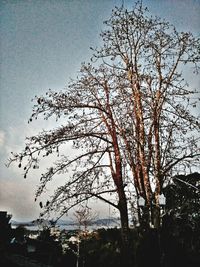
[0,130,5,147]
[0,178,40,221]
[0,118,111,221]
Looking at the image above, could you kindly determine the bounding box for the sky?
[0,0,199,222]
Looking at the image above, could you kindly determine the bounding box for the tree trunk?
[140,205,151,229]
[151,205,161,229]
[118,197,129,245]
[118,195,132,267]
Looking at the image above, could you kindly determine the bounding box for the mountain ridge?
[11,217,120,228]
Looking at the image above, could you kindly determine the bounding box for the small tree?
[74,206,98,232]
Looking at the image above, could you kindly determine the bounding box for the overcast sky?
[0,0,199,222]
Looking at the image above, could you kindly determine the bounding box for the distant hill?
[11,217,120,229]
[11,220,34,226]
[93,218,120,226]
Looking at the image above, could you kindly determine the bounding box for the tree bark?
[118,192,132,267]
[118,191,129,245]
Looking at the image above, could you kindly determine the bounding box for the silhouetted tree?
[74,205,98,232]
[161,172,200,266]
[0,211,12,251]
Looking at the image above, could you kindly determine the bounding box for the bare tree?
[7,63,130,248]
[7,1,200,251]
[91,2,200,226]
[74,205,98,232]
